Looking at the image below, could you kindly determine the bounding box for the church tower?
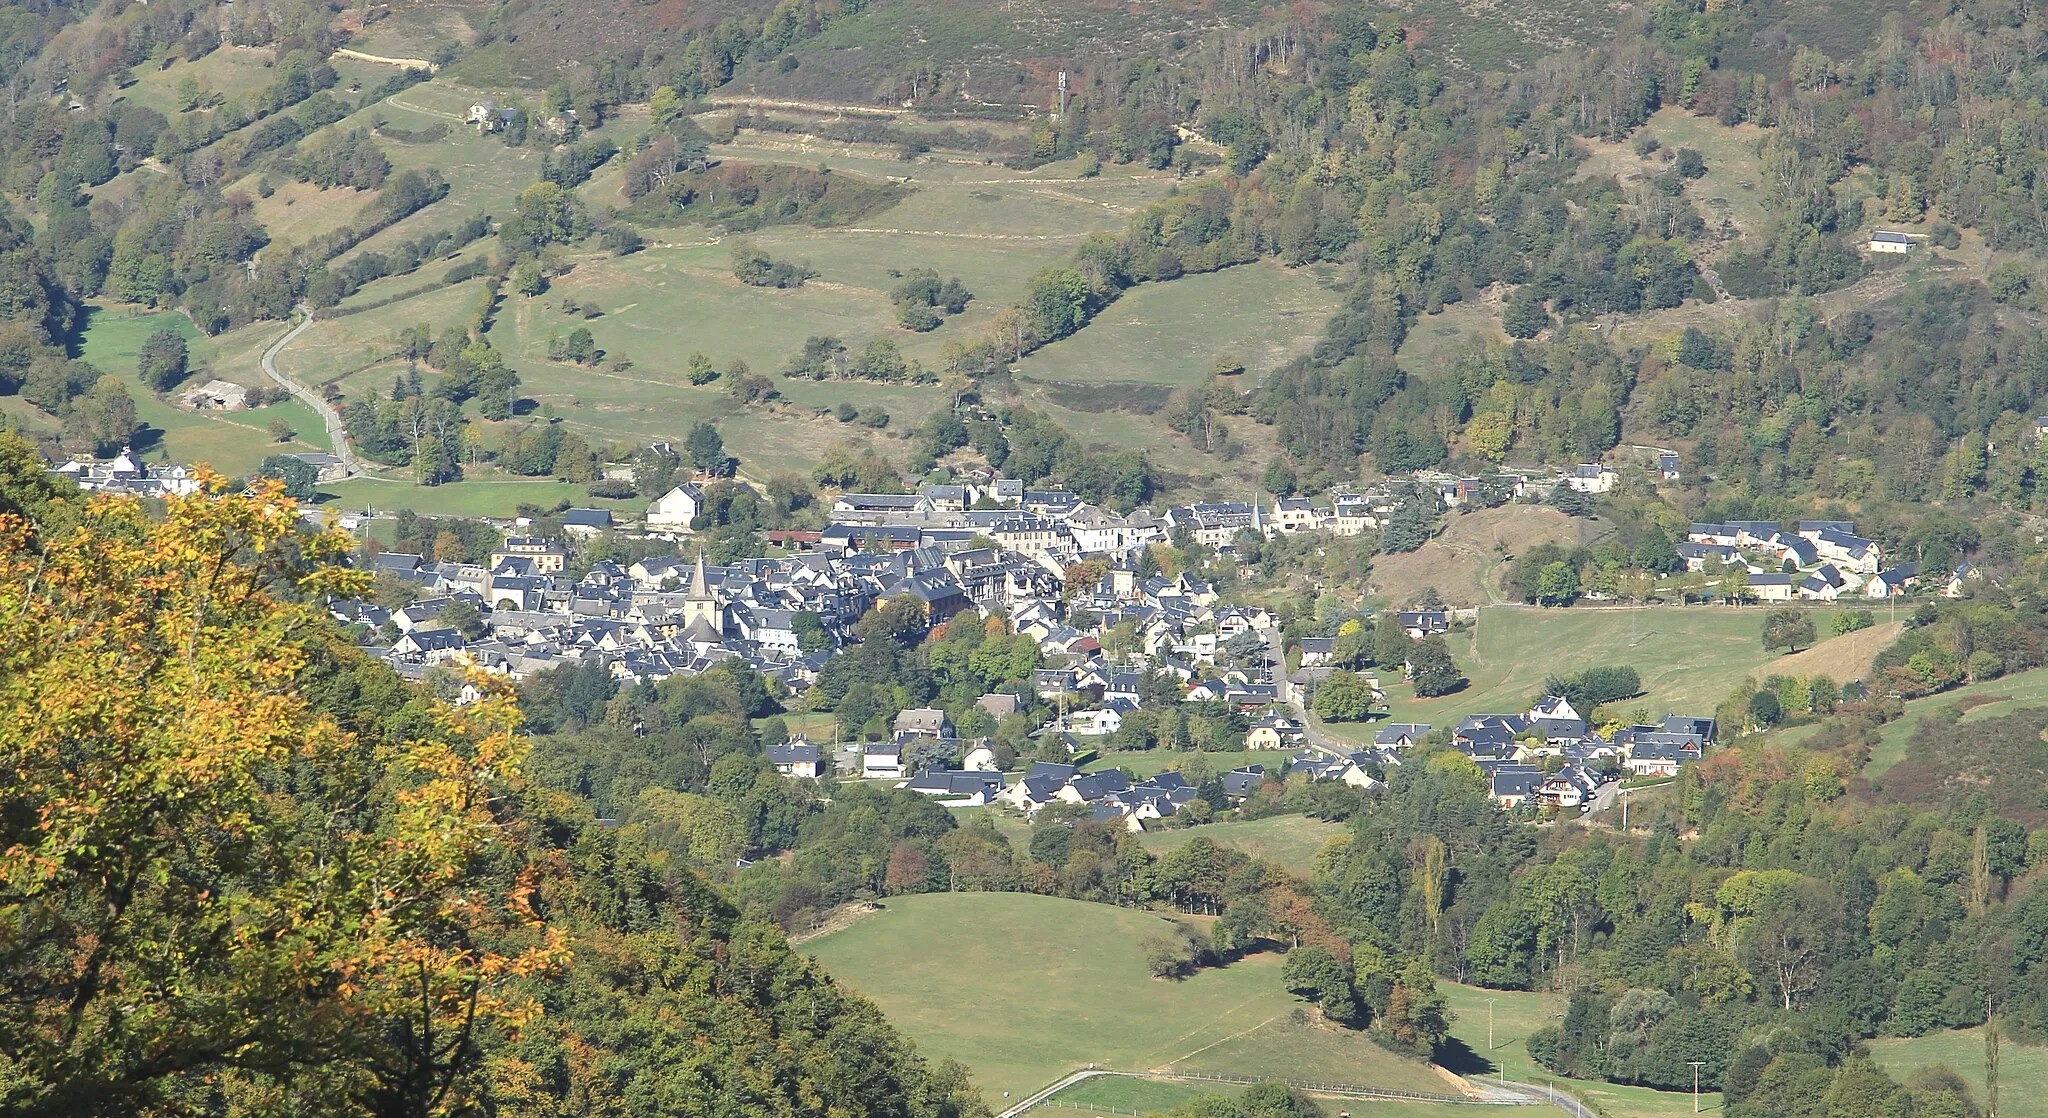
[681,550,723,635]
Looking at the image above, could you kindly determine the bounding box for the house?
[1657,451,1680,480]
[892,707,953,741]
[1867,563,1920,598]
[1676,541,1738,571]
[1798,564,1853,601]
[1624,738,1700,777]
[1398,610,1450,639]
[1374,723,1430,749]
[862,742,905,780]
[1688,523,1740,547]
[1244,713,1305,751]
[1564,463,1618,494]
[1942,563,1982,598]
[1489,764,1545,808]
[1065,706,1123,736]
[1296,637,1335,667]
[1537,766,1605,810]
[898,769,1004,806]
[767,737,823,779]
[1745,572,1795,602]
[1268,497,1326,534]
[561,508,613,537]
[1812,528,1881,574]
[290,451,348,482]
[997,761,1079,813]
[1868,229,1918,254]
[977,693,1021,721]
[832,493,936,522]
[645,483,703,534]
[179,378,250,410]
[1217,765,1267,801]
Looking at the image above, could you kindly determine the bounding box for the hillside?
[803,892,1447,1103]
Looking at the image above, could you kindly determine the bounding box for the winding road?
[261,307,357,477]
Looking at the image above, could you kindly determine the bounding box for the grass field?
[1044,1075,1239,1112]
[1137,816,1345,876]
[1438,983,1718,1116]
[1320,605,1780,743]
[804,892,1446,1104]
[66,307,333,476]
[1016,263,1344,388]
[1576,108,1772,238]
[1868,1028,2047,1118]
[1862,665,2048,778]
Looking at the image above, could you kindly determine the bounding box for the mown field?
[1136,815,1345,876]
[1438,983,1718,1117]
[803,892,1448,1105]
[1868,1028,2048,1118]
[7,308,333,477]
[1319,605,1781,743]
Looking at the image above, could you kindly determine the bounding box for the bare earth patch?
[1369,505,1600,607]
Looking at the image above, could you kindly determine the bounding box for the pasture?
[1868,1028,2046,1118]
[67,307,332,476]
[1438,983,1717,1117]
[802,892,1446,1105]
[1321,605,1780,739]
[1136,815,1346,876]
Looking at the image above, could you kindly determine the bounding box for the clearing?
[1438,982,1718,1117]
[1137,816,1347,876]
[1367,504,1597,607]
[1868,1028,2046,1118]
[802,892,1447,1105]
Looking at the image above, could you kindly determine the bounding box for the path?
[261,307,356,477]
[705,94,913,116]
[332,48,437,72]
[998,1068,1564,1117]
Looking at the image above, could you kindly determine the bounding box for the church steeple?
[688,549,712,600]
[681,550,723,635]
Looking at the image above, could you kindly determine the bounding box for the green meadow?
[803,892,1447,1105]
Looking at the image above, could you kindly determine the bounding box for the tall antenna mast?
[1056,71,1068,119]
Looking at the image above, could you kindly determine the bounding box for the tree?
[1762,609,1817,653]
[1535,561,1579,606]
[1315,671,1380,721]
[137,328,189,391]
[1409,636,1465,697]
[1748,689,1782,727]
[685,421,727,474]
[1502,290,1552,338]
[1024,266,1089,342]
[267,417,294,442]
[0,468,563,1113]
[257,453,317,499]
[686,351,718,384]
[1375,612,1414,672]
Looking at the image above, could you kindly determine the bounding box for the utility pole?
[1487,998,1497,1052]
[1689,1061,1706,1113]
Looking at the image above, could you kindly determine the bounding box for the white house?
[1868,230,1918,254]
[1564,464,1618,494]
[862,742,904,780]
[645,483,703,535]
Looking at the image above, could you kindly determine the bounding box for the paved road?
[261,307,355,477]
[999,1068,1574,1117]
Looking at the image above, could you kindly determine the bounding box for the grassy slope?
[1137,816,1345,877]
[1438,983,1718,1117]
[1868,1028,2048,1118]
[803,892,1445,1103]
[1862,665,2048,778]
[1320,605,1777,744]
[63,309,333,476]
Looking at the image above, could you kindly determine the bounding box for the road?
[261,307,356,477]
[998,1067,1573,1117]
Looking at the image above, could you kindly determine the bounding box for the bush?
[586,478,635,499]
